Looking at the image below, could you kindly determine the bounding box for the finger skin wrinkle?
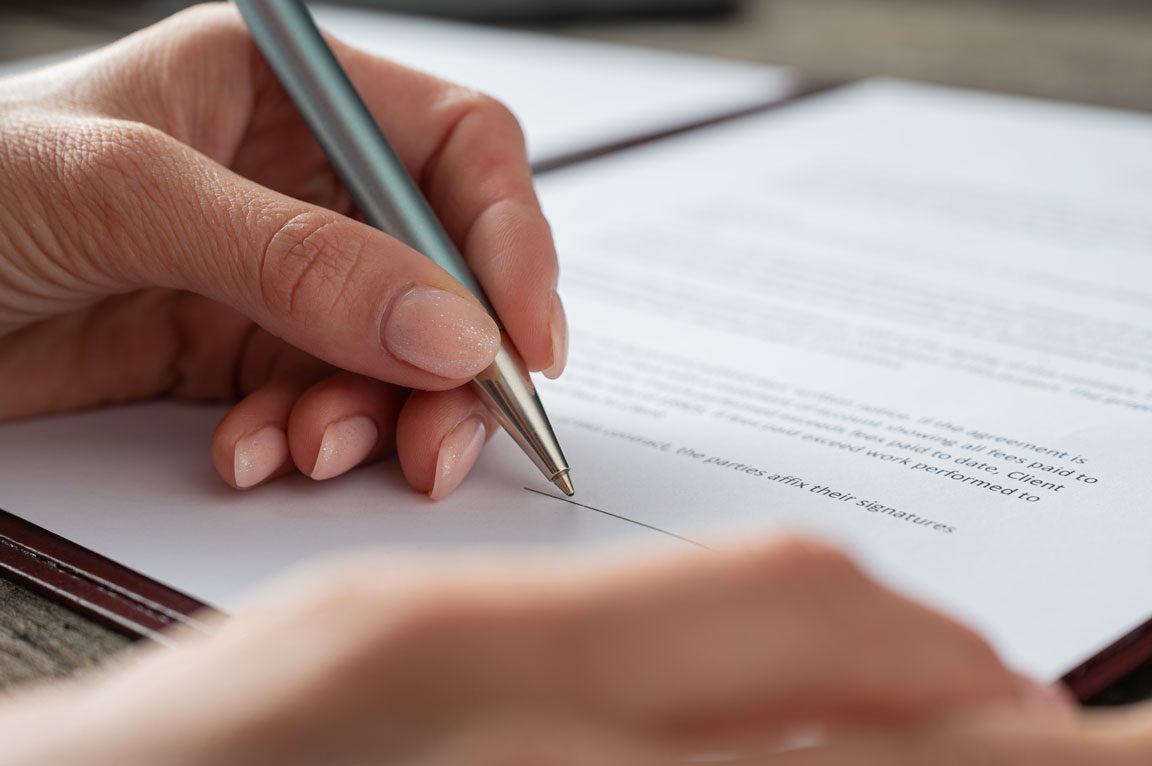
[257,211,362,329]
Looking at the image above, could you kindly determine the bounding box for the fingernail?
[234,426,288,489]
[542,292,569,380]
[1014,675,1077,715]
[311,415,378,481]
[429,416,487,501]
[382,286,500,379]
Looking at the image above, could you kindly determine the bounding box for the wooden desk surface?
[2,0,1151,701]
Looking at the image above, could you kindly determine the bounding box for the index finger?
[334,42,565,377]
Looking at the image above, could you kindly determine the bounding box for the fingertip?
[397,387,494,497]
[285,374,403,481]
[309,415,379,481]
[541,292,569,380]
[212,346,333,491]
[428,416,487,500]
[232,425,291,489]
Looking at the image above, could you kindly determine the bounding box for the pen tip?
[552,471,575,497]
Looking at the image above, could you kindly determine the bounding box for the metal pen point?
[235,0,572,496]
[552,470,575,498]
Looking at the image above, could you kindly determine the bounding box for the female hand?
[0,3,565,498]
[0,540,1049,765]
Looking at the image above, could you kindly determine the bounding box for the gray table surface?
[2,0,1151,701]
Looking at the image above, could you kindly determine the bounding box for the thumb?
[82,121,500,390]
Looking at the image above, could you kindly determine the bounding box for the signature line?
[523,488,711,550]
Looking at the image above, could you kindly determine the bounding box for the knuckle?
[128,4,252,150]
[142,5,251,149]
[127,3,249,92]
[441,87,529,169]
[161,3,248,50]
[451,88,523,136]
[258,210,366,325]
[477,95,524,139]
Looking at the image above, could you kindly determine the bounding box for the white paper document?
[3,81,1152,680]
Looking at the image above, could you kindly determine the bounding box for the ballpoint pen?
[233,0,573,497]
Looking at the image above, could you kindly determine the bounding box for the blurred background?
[1,0,1151,111]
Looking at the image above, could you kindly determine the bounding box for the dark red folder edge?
[1,80,1146,702]
[0,508,216,642]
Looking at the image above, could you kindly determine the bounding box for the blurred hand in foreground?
[0,539,1083,765]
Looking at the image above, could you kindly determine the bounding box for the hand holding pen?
[0,4,568,498]
[235,0,573,495]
